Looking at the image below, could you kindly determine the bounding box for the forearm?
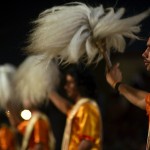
[49,91,72,114]
[118,83,147,109]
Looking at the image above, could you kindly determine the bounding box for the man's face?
[142,38,150,71]
[64,74,79,100]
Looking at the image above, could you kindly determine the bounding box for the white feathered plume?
[14,55,60,105]
[0,64,16,109]
[25,2,150,68]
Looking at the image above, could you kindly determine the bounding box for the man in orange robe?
[17,111,55,150]
[106,37,150,149]
[6,99,55,150]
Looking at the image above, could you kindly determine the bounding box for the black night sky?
[0,0,149,66]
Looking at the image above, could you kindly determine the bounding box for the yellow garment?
[0,125,16,150]
[63,98,103,150]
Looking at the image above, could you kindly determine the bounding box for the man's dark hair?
[65,64,98,99]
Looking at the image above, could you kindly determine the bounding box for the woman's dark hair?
[65,64,98,99]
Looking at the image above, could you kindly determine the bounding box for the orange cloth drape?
[0,125,16,150]
[146,94,150,116]
[17,118,50,150]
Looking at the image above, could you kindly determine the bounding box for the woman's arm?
[48,91,72,114]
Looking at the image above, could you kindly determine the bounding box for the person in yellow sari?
[49,64,103,150]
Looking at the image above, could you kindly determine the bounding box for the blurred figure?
[5,95,53,150]
[0,125,16,150]
[0,64,18,150]
[0,111,17,150]
[5,99,24,149]
[49,64,103,150]
[17,104,54,150]
[106,37,150,149]
[13,55,59,150]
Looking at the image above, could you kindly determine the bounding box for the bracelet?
[114,82,122,93]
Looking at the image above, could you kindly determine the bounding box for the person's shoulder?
[79,99,99,112]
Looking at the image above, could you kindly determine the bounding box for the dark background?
[0,0,150,149]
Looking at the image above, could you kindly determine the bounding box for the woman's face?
[64,74,79,100]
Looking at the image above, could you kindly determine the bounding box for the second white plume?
[14,55,60,105]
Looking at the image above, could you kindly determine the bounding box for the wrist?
[114,82,123,93]
[112,81,118,89]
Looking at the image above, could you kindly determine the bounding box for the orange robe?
[145,94,150,150]
[17,115,51,150]
[63,98,103,150]
[0,125,17,150]
[146,94,150,117]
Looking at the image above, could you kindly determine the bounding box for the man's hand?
[106,63,122,88]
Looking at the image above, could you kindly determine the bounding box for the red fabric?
[79,134,95,142]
